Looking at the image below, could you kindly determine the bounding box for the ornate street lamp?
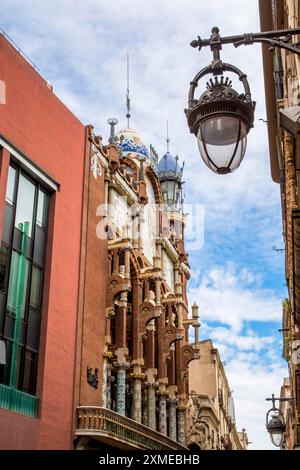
[185,26,300,174]
[265,394,293,448]
[266,406,285,447]
[158,153,184,210]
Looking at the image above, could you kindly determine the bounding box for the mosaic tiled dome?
[158,152,178,175]
[117,128,149,160]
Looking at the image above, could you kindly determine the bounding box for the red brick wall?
[74,136,108,409]
[0,35,86,449]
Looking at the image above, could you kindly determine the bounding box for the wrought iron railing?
[76,406,187,450]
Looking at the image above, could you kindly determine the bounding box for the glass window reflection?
[36,190,48,229]
[30,266,43,310]
[15,175,36,237]
[5,166,16,205]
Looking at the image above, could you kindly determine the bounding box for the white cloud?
[187,264,287,449]
[225,356,287,450]
[188,264,282,332]
[201,324,274,352]
[196,322,287,449]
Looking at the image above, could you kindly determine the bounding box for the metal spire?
[126,53,131,128]
[166,120,170,152]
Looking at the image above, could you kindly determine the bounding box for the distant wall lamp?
[265,394,294,448]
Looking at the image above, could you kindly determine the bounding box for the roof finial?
[107,118,118,144]
[126,53,131,128]
[166,120,170,153]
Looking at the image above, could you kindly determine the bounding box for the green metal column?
[9,222,29,389]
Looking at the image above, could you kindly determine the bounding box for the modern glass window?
[36,189,48,229]
[14,174,36,237]
[0,162,49,395]
[30,266,43,311]
[5,166,16,205]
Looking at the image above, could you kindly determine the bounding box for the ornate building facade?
[0,28,201,450]
[74,124,200,450]
[259,0,300,449]
[186,340,248,450]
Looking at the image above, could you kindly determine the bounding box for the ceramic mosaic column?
[132,374,142,423]
[142,388,148,426]
[114,348,129,415]
[116,367,126,415]
[147,383,157,430]
[177,407,186,445]
[102,359,108,407]
[116,363,129,416]
[106,364,113,409]
[159,395,167,435]
[168,398,177,441]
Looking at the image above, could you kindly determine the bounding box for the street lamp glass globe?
[197,116,247,174]
[267,413,285,448]
[270,430,284,448]
[160,179,178,207]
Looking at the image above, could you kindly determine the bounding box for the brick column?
[155,276,161,306]
[145,320,155,369]
[116,291,127,348]
[132,278,142,360]
[176,301,184,330]
[124,247,130,279]
[157,317,164,379]
[108,181,115,219]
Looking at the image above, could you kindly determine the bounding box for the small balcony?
[75,406,187,450]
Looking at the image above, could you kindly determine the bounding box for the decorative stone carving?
[87,367,99,389]
[106,308,115,319]
[91,146,103,179]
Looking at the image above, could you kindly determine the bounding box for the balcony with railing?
[75,406,187,450]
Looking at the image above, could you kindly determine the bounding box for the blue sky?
[0,0,288,449]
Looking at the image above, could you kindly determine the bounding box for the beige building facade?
[187,340,248,450]
[259,0,300,449]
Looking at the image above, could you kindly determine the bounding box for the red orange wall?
[0,35,86,449]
